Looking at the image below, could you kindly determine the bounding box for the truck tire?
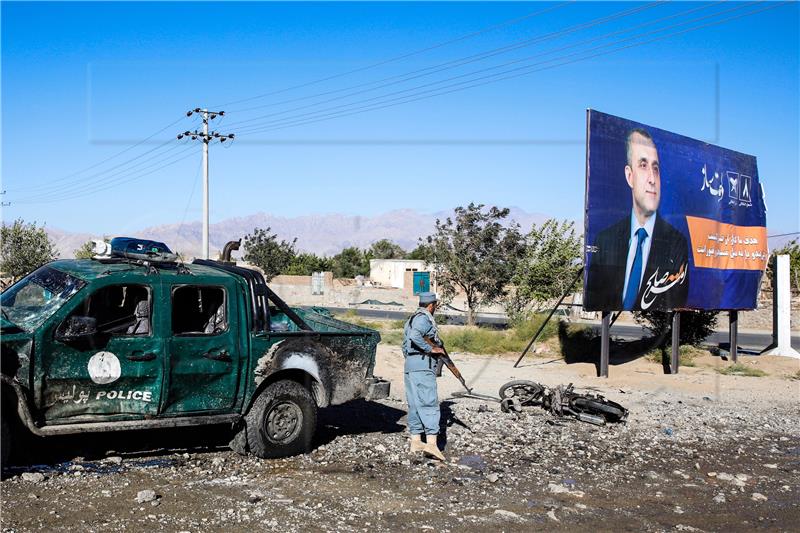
[245,380,317,459]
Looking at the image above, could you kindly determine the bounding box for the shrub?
[634,310,718,348]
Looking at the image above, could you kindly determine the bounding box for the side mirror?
[56,316,98,341]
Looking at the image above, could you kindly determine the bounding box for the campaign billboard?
[583,110,767,312]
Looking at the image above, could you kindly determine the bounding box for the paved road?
[324,306,511,326]
[596,323,800,351]
[322,306,800,351]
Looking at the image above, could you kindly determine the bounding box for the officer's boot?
[409,434,425,454]
[422,434,446,461]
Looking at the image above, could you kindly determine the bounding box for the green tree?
[243,227,297,281]
[331,247,370,279]
[368,239,406,260]
[423,203,523,326]
[74,240,95,260]
[633,310,718,348]
[406,244,430,260]
[768,239,800,293]
[0,219,58,282]
[509,219,583,319]
[284,253,333,276]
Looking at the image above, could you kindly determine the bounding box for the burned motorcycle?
[498,380,627,426]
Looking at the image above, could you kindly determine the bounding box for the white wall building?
[369,259,429,289]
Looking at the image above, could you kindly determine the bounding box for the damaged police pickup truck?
[1,238,389,467]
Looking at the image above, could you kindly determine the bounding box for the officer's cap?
[418,292,438,305]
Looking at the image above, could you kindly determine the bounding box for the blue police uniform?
[402,295,441,436]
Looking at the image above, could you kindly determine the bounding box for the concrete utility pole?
[762,254,800,358]
[178,109,234,259]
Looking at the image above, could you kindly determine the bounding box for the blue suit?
[402,309,441,435]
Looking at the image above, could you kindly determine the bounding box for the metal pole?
[202,110,210,260]
[513,267,583,368]
[671,311,680,374]
[729,310,738,363]
[600,311,610,378]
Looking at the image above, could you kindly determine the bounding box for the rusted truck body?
[1,247,389,464]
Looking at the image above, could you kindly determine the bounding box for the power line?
[11,1,787,206]
[14,148,198,204]
[238,1,778,136]
[234,0,745,134]
[176,156,204,239]
[768,232,800,239]
[223,0,667,126]
[213,1,576,110]
[11,139,184,195]
[13,141,190,201]
[14,144,197,204]
[5,115,188,193]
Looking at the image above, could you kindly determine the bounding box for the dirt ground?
[1,343,799,532]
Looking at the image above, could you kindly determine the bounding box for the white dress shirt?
[621,210,656,301]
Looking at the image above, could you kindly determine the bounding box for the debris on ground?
[498,380,628,424]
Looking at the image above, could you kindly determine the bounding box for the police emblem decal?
[88,351,122,385]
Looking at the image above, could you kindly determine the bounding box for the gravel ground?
[2,349,799,532]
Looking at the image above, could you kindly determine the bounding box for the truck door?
[42,281,164,421]
[161,282,242,414]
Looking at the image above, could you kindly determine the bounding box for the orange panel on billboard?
[686,216,767,271]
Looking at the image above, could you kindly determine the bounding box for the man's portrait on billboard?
[585,128,689,311]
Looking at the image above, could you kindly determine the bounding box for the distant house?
[369,259,435,295]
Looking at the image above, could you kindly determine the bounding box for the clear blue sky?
[2,1,798,236]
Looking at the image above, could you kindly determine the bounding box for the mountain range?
[46,207,551,259]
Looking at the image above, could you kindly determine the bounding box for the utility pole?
[178,108,234,259]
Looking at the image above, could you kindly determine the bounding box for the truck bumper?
[365,377,391,401]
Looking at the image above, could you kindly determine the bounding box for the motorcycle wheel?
[498,380,545,406]
[572,397,626,421]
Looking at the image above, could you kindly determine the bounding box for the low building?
[369,259,433,294]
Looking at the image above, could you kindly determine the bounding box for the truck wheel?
[245,380,317,459]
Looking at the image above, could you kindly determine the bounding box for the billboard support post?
[729,310,739,363]
[671,312,680,374]
[600,311,610,377]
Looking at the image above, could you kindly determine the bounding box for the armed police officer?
[402,292,446,461]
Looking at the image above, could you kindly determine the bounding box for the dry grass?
[373,313,560,355]
[716,363,767,377]
[644,345,703,367]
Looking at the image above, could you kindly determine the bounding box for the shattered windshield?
[1,266,86,332]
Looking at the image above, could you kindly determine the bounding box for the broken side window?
[171,285,228,336]
[62,284,152,336]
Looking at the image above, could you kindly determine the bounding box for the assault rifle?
[422,337,472,394]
